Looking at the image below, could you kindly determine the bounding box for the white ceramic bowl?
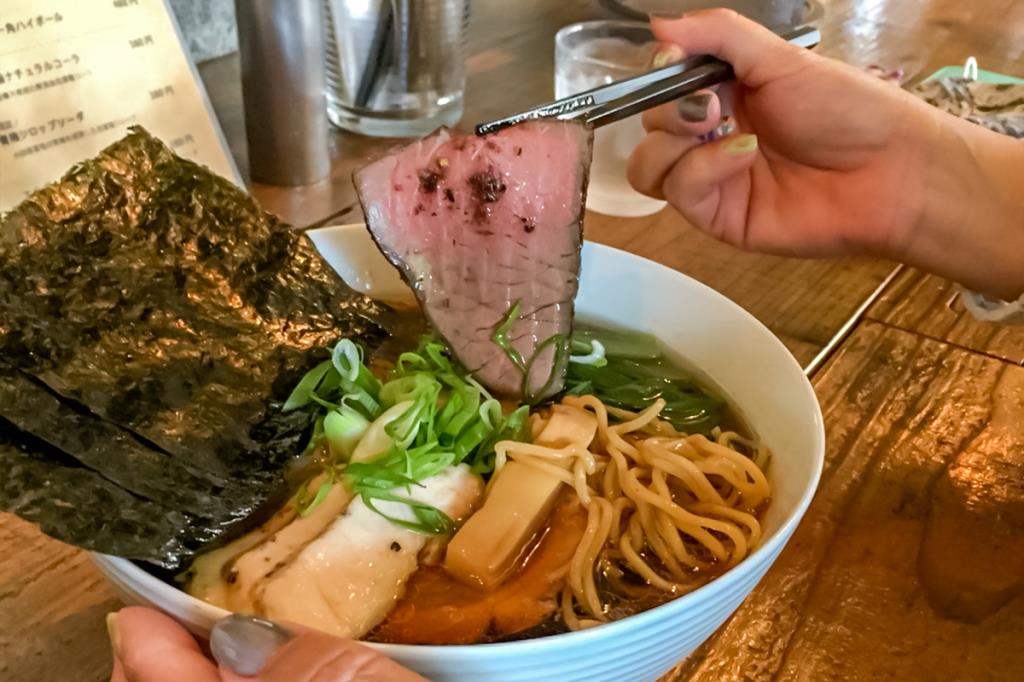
[93,223,824,682]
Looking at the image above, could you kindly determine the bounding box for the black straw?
[354,0,395,108]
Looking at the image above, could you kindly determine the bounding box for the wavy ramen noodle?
[494,395,771,630]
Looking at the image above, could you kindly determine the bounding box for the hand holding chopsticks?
[475,26,820,136]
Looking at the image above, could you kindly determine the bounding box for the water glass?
[555,21,667,217]
[324,0,470,137]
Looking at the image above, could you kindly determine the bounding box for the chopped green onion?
[380,373,435,405]
[569,338,607,367]
[346,457,419,491]
[347,443,454,490]
[317,367,341,397]
[464,375,494,400]
[298,478,334,517]
[384,381,440,450]
[424,342,457,375]
[437,384,480,439]
[573,328,660,360]
[331,339,363,382]
[522,333,569,403]
[283,359,333,411]
[300,414,325,456]
[323,406,370,461]
[451,418,491,461]
[472,404,529,474]
[360,489,455,535]
[478,398,503,430]
[491,300,572,403]
[308,393,341,411]
[395,350,430,374]
[285,336,532,533]
[340,390,381,421]
[491,299,526,371]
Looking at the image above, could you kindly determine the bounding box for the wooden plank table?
[2,1,1023,680]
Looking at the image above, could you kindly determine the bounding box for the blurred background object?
[598,0,822,32]
[169,0,237,62]
[235,0,330,185]
[168,1,823,67]
[555,20,667,217]
[172,0,472,138]
[323,0,471,137]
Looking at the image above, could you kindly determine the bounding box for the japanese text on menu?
[0,0,238,211]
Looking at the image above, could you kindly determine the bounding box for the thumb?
[650,9,810,87]
[109,607,221,682]
[212,614,426,682]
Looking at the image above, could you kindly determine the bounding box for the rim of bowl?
[96,239,825,657]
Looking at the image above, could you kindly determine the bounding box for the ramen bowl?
[93,223,825,682]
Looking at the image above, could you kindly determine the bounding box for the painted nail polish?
[677,93,712,123]
[650,44,684,69]
[724,134,759,155]
[105,612,121,657]
[699,116,737,143]
[210,614,294,676]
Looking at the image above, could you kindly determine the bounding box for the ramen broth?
[367,327,769,644]
[179,322,770,644]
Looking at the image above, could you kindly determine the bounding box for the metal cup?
[235,0,330,186]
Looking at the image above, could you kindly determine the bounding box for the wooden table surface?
[3,1,1024,680]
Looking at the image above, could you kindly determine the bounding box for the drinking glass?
[555,21,667,217]
[323,0,470,137]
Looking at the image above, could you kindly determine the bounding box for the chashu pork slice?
[184,473,352,611]
[355,121,593,400]
[256,465,484,638]
[223,478,354,613]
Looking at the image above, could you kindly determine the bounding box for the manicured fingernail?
[724,134,759,155]
[677,93,712,122]
[650,44,684,69]
[210,614,294,676]
[699,116,737,143]
[105,612,122,657]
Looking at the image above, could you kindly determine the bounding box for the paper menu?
[0,0,239,212]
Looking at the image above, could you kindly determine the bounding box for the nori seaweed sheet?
[0,127,393,568]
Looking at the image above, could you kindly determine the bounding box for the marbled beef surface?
[355,121,593,400]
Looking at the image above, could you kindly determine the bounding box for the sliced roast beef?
[355,121,593,400]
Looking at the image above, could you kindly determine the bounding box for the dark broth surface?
[365,321,768,644]
[169,319,768,644]
[572,320,754,436]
